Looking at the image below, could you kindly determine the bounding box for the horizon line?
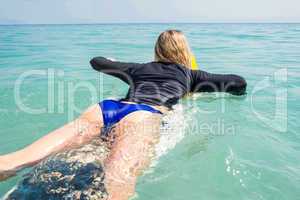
[0,22,300,26]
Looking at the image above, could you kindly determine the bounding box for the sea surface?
[0,23,299,199]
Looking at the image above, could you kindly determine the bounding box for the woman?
[0,30,246,200]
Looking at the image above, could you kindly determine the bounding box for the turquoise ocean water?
[0,24,299,199]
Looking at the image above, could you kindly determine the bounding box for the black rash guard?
[90,57,247,109]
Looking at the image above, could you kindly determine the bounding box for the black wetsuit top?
[90,57,247,109]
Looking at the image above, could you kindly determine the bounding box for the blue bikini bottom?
[99,99,162,136]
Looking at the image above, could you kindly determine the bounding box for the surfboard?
[3,139,110,200]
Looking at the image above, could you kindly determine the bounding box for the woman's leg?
[104,111,161,200]
[0,104,103,181]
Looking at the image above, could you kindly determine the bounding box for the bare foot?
[0,156,18,182]
[0,170,16,182]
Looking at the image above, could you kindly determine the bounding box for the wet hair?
[154,30,192,68]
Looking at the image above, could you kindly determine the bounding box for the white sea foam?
[151,104,191,167]
[2,185,18,200]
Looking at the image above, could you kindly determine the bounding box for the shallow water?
[0,23,300,199]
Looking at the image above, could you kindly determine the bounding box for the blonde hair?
[155,30,192,68]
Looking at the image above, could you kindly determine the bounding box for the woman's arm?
[90,57,143,84]
[190,70,247,95]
